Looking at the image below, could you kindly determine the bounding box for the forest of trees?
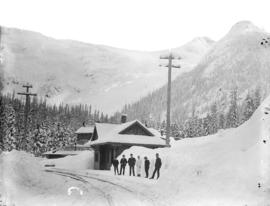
[115,87,262,139]
[0,92,110,156]
[175,87,261,138]
[0,86,262,155]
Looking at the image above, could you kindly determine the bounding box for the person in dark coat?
[128,154,136,176]
[150,153,162,179]
[120,155,127,175]
[144,156,150,178]
[112,158,119,175]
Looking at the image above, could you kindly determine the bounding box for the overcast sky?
[1,0,269,51]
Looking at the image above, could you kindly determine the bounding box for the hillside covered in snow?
[0,26,213,114]
[119,21,270,124]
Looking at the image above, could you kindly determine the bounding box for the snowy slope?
[0,27,214,114]
[121,21,270,122]
[185,21,270,116]
[119,94,270,205]
[0,151,71,206]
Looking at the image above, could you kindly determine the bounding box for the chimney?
[144,121,148,127]
[160,129,164,136]
[121,114,127,123]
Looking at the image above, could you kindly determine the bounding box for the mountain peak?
[228,21,262,36]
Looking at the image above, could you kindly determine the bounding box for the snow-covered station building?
[85,116,166,170]
[43,115,166,170]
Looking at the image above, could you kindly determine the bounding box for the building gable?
[119,121,154,136]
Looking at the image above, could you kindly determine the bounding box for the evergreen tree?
[32,123,47,156]
[226,88,239,128]
[171,123,180,137]
[203,115,211,136]
[218,113,226,129]
[2,104,17,151]
[242,93,255,122]
[209,103,218,134]
[183,117,200,138]
[253,87,261,109]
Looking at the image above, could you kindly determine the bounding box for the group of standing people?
[112,153,162,179]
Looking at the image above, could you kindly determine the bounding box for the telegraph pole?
[160,52,181,146]
[17,83,37,149]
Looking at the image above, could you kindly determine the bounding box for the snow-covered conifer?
[253,87,261,109]
[2,104,17,151]
[242,93,255,122]
[209,103,218,134]
[226,88,239,128]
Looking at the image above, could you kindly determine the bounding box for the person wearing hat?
[128,153,136,176]
[150,153,162,179]
[144,156,150,178]
[120,155,127,175]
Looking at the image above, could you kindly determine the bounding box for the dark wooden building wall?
[94,143,160,170]
[76,133,92,145]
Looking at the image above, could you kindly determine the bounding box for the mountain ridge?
[0,26,214,114]
[117,21,270,124]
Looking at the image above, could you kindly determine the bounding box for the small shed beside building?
[43,126,94,159]
[75,126,94,145]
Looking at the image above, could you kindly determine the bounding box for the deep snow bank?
[1,150,63,189]
[42,151,94,170]
[0,150,70,205]
[118,96,270,205]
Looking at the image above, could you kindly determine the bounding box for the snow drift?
[41,151,94,170]
[0,150,99,206]
[117,96,270,205]
[1,151,62,190]
[0,150,70,206]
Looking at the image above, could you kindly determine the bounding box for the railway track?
[45,168,157,206]
[45,169,115,206]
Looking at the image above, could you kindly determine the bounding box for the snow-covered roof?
[148,127,163,137]
[85,120,166,147]
[43,150,83,155]
[75,126,94,134]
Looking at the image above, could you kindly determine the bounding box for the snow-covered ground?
[1,96,270,205]
[41,151,95,170]
[117,95,270,205]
